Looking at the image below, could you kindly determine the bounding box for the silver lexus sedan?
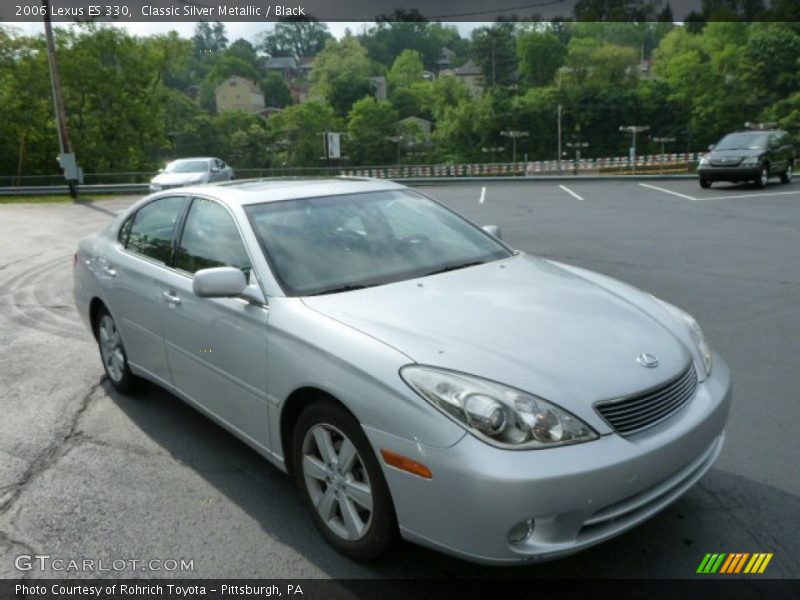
[73,179,731,565]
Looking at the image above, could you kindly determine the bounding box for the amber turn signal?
[380,449,432,479]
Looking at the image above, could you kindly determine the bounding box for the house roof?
[265,56,297,70]
[454,60,481,76]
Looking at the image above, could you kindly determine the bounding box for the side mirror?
[193,267,246,298]
[708,144,716,151]
[482,225,502,240]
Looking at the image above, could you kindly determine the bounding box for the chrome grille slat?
[599,372,695,417]
[611,394,690,431]
[595,365,698,435]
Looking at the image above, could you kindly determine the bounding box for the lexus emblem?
[636,353,659,368]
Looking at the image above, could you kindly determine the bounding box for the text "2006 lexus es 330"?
[73,179,731,565]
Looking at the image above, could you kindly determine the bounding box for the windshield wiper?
[423,260,485,277]
[309,284,373,296]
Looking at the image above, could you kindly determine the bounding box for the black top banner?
[1,0,798,22]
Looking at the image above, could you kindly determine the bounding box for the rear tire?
[699,178,711,189]
[780,163,793,184]
[292,400,397,560]
[95,308,141,393]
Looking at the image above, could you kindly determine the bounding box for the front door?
[160,196,270,449]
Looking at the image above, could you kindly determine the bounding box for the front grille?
[709,157,743,167]
[595,365,698,435]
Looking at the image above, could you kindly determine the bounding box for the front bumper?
[365,356,731,565]
[698,166,760,181]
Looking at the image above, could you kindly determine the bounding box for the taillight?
[73,252,78,268]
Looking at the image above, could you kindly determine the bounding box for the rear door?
[160,196,271,448]
[103,195,188,386]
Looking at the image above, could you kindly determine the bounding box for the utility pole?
[652,136,676,173]
[42,0,79,198]
[557,104,562,175]
[619,125,650,175]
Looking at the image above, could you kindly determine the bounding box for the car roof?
[160,177,408,206]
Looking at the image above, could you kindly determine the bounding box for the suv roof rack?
[744,121,778,131]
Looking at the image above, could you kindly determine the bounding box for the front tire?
[95,309,140,393]
[755,165,769,188]
[780,163,793,184]
[699,178,711,189]
[292,400,397,560]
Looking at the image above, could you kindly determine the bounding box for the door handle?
[161,291,181,306]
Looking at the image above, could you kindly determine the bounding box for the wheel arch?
[88,296,107,340]
[280,386,360,475]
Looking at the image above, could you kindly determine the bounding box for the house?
[398,116,432,140]
[437,47,456,70]
[439,60,483,97]
[215,76,265,114]
[264,56,298,79]
[370,76,387,101]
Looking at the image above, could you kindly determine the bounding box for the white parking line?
[479,186,486,204]
[638,183,698,201]
[692,190,800,201]
[558,184,584,201]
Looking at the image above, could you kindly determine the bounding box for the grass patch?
[0,194,128,204]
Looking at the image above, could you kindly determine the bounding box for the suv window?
[175,198,251,275]
[124,196,186,263]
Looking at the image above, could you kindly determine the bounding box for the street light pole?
[500,130,529,173]
[566,141,589,175]
[652,136,676,173]
[619,125,649,175]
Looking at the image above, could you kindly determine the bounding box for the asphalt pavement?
[0,177,798,579]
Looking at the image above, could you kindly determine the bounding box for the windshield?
[165,159,210,173]
[245,190,512,296]
[715,133,768,151]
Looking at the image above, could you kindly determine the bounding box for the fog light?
[508,519,533,545]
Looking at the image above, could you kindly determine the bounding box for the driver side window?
[175,198,251,275]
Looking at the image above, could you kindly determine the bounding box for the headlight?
[699,156,710,166]
[655,299,713,379]
[400,366,598,449]
[741,156,760,166]
[150,183,162,191]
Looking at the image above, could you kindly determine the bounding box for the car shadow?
[102,379,800,579]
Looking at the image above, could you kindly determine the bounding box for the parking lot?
[0,177,798,579]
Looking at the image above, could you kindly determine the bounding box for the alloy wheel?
[760,166,768,187]
[301,423,374,541]
[98,315,125,383]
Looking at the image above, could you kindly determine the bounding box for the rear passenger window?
[125,196,186,263]
[175,198,251,275]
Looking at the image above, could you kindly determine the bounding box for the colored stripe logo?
[697,552,773,574]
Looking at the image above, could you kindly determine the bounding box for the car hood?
[302,254,692,418]
[151,172,207,185]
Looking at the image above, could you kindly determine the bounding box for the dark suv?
[698,129,795,188]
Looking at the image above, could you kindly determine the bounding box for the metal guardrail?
[0,174,700,197]
[0,183,149,196]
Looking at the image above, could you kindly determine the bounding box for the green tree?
[517,30,566,87]
[266,101,341,166]
[347,97,399,165]
[470,23,519,88]
[260,17,332,58]
[261,72,292,108]
[309,37,377,116]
